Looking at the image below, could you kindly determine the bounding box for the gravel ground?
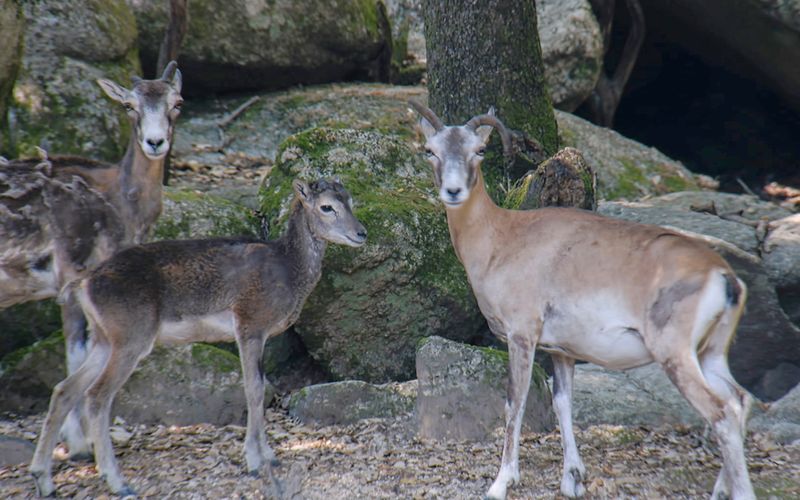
[1,407,798,499]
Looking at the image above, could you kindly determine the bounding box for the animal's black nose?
[147,138,165,149]
[357,229,367,240]
[446,188,462,198]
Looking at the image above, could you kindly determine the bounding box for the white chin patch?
[142,144,169,160]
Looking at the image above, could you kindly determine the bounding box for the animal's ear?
[476,125,493,145]
[418,117,437,139]
[171,68,182,93]
[293,179,313,205]
[97,79,130,104]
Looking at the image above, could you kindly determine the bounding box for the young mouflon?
[410,100,754,500]
[30,178,366,497]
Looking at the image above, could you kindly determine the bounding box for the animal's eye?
[425,148,434,157]
[320,205,335,213]
[476,147,486,156]
[124,103,134,112]
[174,100,183,110]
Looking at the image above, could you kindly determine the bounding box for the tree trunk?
[423,0,558,184]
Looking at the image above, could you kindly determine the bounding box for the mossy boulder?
[0,331,269,425]
[287,380,416,425]
[0,300,61,362]
[259,127,484,382]
[154,187,261,241]
[556,110,700,200]
[0,1,24,153]
[416,336,554,441]
[130,0,390,94]
[5,0,141,159]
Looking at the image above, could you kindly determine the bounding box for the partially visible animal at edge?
[410,100,756,500]
[0,62,183,459]
[30,178,367,497]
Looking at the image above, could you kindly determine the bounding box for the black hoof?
[269,457,281,467]
[68,451,94,463]
[247,469,260,478]
[116,485,137,498]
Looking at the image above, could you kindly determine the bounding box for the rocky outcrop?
[556,110,700,200]
[750,381,800,445]
[259,127,484,382]
[0,1,24,154]
[129,0,391,94]
[288,380,416,425]
[570,363,703,428]
[155,187,261,240]
[8,0,141,159]
[0,332,265,426]
[416,336,554,441]
[762,214,800,324]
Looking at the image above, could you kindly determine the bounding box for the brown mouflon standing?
[410,100,754,500]
[1,62,183,458]
[30,179,366,497]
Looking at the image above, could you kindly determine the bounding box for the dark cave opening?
[604,39,800,195]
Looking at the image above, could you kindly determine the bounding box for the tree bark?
[423,0,558,182]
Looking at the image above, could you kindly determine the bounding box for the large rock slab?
[416,336,554,441]
[0,332,268,426]
[571,363,703,428]
[7,0,141,159]
[113,344,271,426]
[0,1,24,154]
[288,380,416,426]
[129,0,390,94]
[259,127,484,382]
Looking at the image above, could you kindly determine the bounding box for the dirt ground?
[1,406,798,500]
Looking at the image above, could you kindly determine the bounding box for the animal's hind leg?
[30,342,109,497]
[60,296,93,460]
[699,309,753,499]
[84,338,151,497]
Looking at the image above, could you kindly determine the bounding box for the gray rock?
[753,363,800,403]
[113,344,271,426]
[750,381,800,444]
[416,336,554,441]
[598,200,760,254]
[8,0,141,160]
[556,110,700,200]
[536,0,603,111]
[288,380,417,426]
[645,191,793,223]
[0,1,24,154]
[259,127,484,382]
[598,202,800,399]
[0,332,269,426]
[0,435,34,467]
[129,0,390,94]
[571,363,703,428]
[762,214,800,290]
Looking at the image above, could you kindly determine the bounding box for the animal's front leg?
[486,331,537,500]
[552,354,585,497]
[237,331,278,475]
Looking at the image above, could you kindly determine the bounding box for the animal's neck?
[281,202,327,297]
[115,136,165,244]
[444,169,501,275]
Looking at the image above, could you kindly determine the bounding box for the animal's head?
[409,100,512,208]
[292,178,367,247]
[97,61,183,160]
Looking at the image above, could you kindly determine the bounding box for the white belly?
[157,310,236,345]
[538,292,653,370]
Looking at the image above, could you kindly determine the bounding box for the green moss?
[0,331,64,374]
[605,157,648,200]
[190,343,241,373]
[502,173,534,210]
[155,189,261,241]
